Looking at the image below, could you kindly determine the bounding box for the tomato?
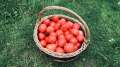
[54,23,60,31]
[56,30,63,36]
[77,34,84,43]
[70,37,78,44]
[76,43,81,48]
[46,44,57,51]
[50,32,57,37]
[38,33,45,40]
[45,37,49,43]
[74,46,78,51]
[71,29,79,36]
[57,39,66,47]
[61,23,69,32]
[67,21,73,28]
[58,18,66,25]
[48,35,56,43]
[55,47,64,53]
[64,43,74,53]
[65,33,73,41]
[73,23,80,29]
[38,24,47,32]
[47,26,54,33]
[40,40,47,47]
[43,19,51,26]
[52,16,59,22]
[78,30,84,36]
[50,22,55,27]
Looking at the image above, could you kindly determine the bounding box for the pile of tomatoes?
[38,16,85,53]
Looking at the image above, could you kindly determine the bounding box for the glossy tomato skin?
[55,47,64,53]
[40,40,47,47]
[50,22,56,27]
[46,44,57,51]
[38,33,45,40]
[54,23,60,31]
[52,16,59,22]
[38,24,47,32]
[64,43,75,53]
[43,19,51,26]
[46,26,54,33]
[73,23,81,29]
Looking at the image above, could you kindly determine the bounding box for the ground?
[0,0,120,67]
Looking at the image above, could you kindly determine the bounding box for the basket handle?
[39,6,90,43]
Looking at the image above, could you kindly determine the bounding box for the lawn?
[0,0,120,67]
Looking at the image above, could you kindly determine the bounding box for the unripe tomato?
[55,47,64,53]
[38,24,47,32]
[42,19,50,26]
[52,16,59,22]
[64,43,74,53]
[38,33,45,40]
[46,44,57,51]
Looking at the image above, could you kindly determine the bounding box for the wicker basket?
[33,6,90,62]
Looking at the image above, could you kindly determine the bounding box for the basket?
[33,6,90,62]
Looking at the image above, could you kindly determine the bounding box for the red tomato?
[48,35,57,43]
[67,21,73,28]
[46,44,57,51]
[38,33,45,40]
[74,46,78,51]
[64,31,70,36]
[43,19,51,26]
[38,24,47,32]
[73,23,81,29]
[56,30,63,36]
[50,22,55,27]
[77,34,84,43]
[70,37,78,44]
[58,35,65,39]
[76,43,81,48]
[47,26,54,33]
[64,43,75,53]
[50,32,57,37]
[71,29,79,36]
[58,18,66,25]
[54,23,60,31]
[57,39,66,47]
[78,30,84,36]
[40,40,47,47]
[61,24,68,32]
[55,47,64,53]
[65,33,73,41]
[52,16,59,22]
[45,37,49,43]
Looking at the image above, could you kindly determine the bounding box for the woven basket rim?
[33,14,90,58]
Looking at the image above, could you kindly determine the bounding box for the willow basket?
[33,6,90,62]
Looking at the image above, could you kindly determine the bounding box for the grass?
[0,0,120,67]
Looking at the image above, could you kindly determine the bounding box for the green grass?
[0,0,120,67]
